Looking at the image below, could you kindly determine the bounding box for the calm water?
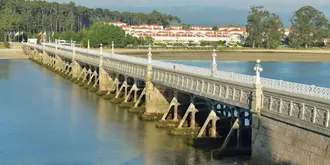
[0,60,246,165]
[171,61,330,88]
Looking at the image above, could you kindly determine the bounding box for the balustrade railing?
[26,43,330,100]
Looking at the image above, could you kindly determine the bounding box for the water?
[170,61,330,88]
[0,60,247,165]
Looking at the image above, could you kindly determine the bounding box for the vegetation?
[1,0,329,50]
[0,0,181,42]
[246,6,284,49]
[246,5,329,49]
[289,6,329,48]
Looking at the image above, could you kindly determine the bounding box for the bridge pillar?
[55,56,64,71]
[97,44,113,91]
[98,68,113,91]
[70,43,81,78]
[71,61,81,78]
[144,46,169,115]
[251,60,265,164]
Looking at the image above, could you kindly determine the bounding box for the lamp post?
[99,43,103,67]
[148,44,152,65]
[254,59,263,84]
[211,49,217,76]
[87,39,90,52]
[111,41,114,55]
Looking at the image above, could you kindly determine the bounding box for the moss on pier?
[169,127,200,137]
[110,97,125,104]
[155,120,180,128]
[119,102,135,108]
[96,91,107,96]
[140,112,163,121]
[128,106,145,113]
[103,93,116,100]
[89,86,98,92]
[84,84,93,89]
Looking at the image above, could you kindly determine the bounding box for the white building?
[108,22,247,43]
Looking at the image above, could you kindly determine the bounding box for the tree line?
[246,5,330,49]
[0,0,181,42]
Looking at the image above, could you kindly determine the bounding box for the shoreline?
[96,48,330,62]
[0,49,28,60]
[2,46,330,62]
[80,47,330,62]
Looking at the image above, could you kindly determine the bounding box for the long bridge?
[23,42,330,165]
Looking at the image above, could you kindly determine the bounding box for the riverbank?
[0,49,28,60]
[97,48,330,62]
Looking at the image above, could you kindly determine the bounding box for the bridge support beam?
[161,97,180,121]
[155,97,181,128]
[119,83,139,108]
[197,110,220,137]
[178,103,198,129]
[169,103,200,136]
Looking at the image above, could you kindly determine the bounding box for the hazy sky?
[52,0,330,12]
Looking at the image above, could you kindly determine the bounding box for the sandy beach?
[0,49,28,60]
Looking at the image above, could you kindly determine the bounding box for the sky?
[50,0,330,26]
[52,0,330,13]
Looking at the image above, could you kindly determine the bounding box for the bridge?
[23,42,330,165]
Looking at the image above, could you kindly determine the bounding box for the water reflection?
[0,60,250,165]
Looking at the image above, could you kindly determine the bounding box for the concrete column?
[190,111,196,128]
[173,104,179,121]
[133,89,138,102]
[124,77,128,97]
[210,118,217,137]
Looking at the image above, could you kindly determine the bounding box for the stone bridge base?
[251,113,330,165]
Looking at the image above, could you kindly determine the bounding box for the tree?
[181,24,191,30]
[212,26,219,32]
[0,7,21,41]
[83,22,126,48]
[263,13,284,49]
[246,5,269,48]
[246,5,284,49]
[0,0,181,37]
[289,6,329,48]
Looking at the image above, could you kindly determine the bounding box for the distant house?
[108,22,127,27]
[105,22,247,44]
[324,38,329,46]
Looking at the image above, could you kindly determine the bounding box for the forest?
[0,0,181,41]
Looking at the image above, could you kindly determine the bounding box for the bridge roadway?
[24,43,330,165]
